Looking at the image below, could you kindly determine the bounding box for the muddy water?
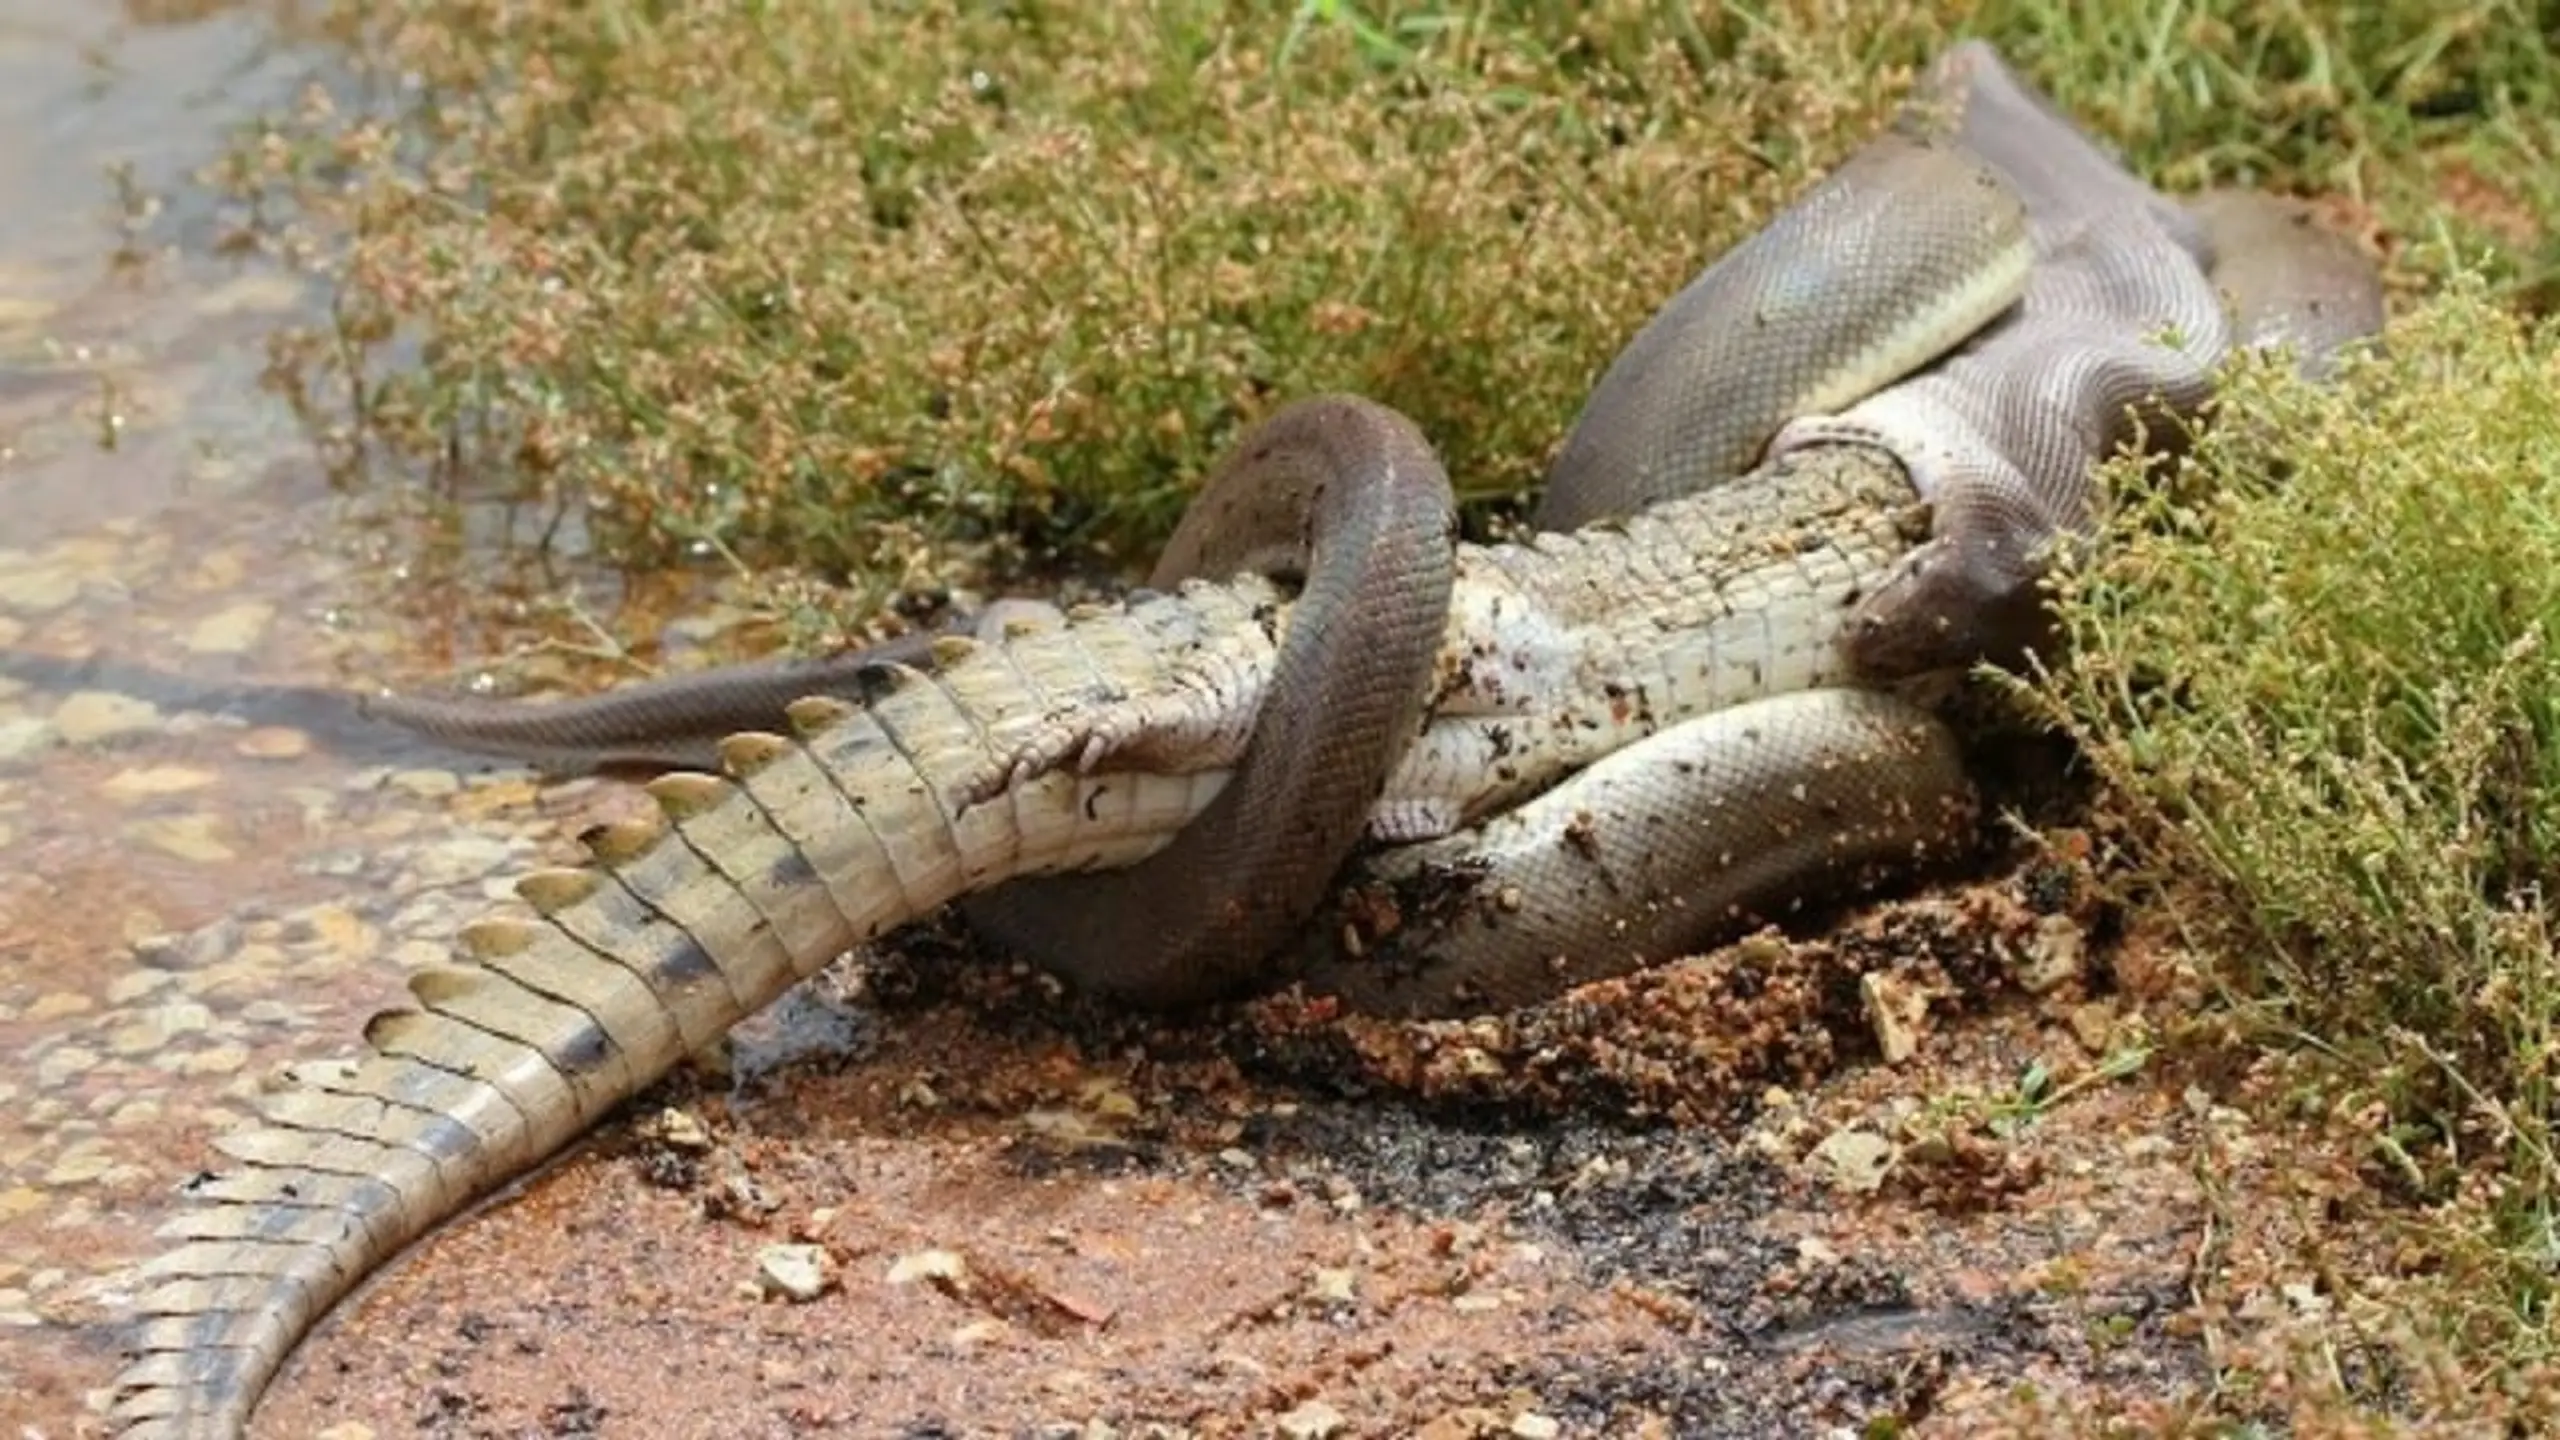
[0,4,690,1430]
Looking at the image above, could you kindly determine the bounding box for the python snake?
[366,43,2383,1012]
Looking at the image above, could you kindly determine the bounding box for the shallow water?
[0,3,704,1429]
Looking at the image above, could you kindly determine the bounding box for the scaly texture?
[363,126,2033,1005]
[965,396,1458,1007]
[104,440,1924,1439]
[1297,686,1979,1017]
[108,42,2393,1433]
[1534,128,2032,529]
[1775,40,2240,676]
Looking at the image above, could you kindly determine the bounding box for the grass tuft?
[2034,277,2560,1366]
[233,1,2558,619]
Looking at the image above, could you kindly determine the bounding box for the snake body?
[961,398,1457,1008]
[1534,130,2030,528]
[365,123,2034,1000]
[357,46,2382,1012]
[104,44,2396,1439]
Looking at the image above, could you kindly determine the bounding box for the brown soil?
[237,849,2338,1439]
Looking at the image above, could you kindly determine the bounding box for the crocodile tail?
[103,738,873,1435]
[103,606,1253,1436]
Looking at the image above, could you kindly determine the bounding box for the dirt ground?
[226,820,2383,1440]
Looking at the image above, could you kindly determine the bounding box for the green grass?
[2032,283,2560,1386]
[221,0,2560,1423]
[239,1,2559,612]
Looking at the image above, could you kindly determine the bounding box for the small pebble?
[102,765,221,803]
[128,814,238,863]
[1860,970,1931,1064]
[52,690,161,744]
[387,767,462,799]
[105,970,177,1005]
[107,1001,212,1055]
[1808,1127,1896,1195]
[0,564,79,613]
[34,1046,97,1088]
[177,1042,251,1076]
[0,716,59,765]
[1277,1400,1346,1439]
[44,1146,115,1186]
[22,991,90,1022]
[886,1249,970,1288]
[182,600,275,655]
[756,1243,837,1302]
[2020,914,2089,992]
[234,726,312,760]
[107,1098,163,1128]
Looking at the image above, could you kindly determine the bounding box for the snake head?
[1845,511,2078,680]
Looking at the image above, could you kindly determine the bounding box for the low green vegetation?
[225,0,2560,1424]
[2036,286,2560,1392]
[241,1,2555,604]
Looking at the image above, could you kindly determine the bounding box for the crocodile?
[106,439,1933,1436]
[96,40,2388,1437]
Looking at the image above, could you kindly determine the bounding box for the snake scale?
[364,42,2382,1007]
[105,41,2385,1437]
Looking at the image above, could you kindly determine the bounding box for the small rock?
[647,1107,713,1152]
[387,767,461,799]
[755,1243,837,1302]
[102,765,220,803]
[1511,1415,1562,1440]
[1807,1127,1897,1194]
[23,991,93,1022]
[107,1000,212,1055]
[53,690,161,744]
[2018,914,2088,992]
[1860,970,1932,1063]
[886,1248,970,1290]
[1796,1235,1842,1266]
[293,904,380,963]
[1306,1267,1358,1304]
[106,969,177,1004]
[128,815,237,863]
[177,1042,251,1076]
[0,564,79,613]
[44,1146,115,1186]
[2066,1000,2118,1055]
[107,1098,163,1128]
[314,1423,377,1440]
[1277,1400,1346,1439]
[34,1045,97,1088]
[1417,1412,1505,1440]
[182,601,275,655]
[234,726,312,760]
[0,716,55,765]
